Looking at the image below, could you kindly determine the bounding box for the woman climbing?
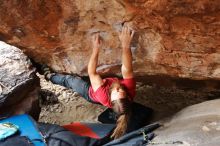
[43,25,136,139]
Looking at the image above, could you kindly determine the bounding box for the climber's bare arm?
[119,26,135,79]
[88,33,103,91]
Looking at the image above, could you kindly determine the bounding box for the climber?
[42,25,136,139]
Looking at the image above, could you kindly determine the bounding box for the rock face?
[152,99,220,146]
[0,0,219,80]
[0,41,40,119]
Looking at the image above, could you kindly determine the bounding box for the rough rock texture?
[0,0,219,81]
[151,99,220,146]
[0,41,40,119]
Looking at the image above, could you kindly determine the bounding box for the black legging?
[50,74,97,103]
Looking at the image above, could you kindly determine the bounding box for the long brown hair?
[110,82,131,139]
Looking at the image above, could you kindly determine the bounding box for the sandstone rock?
[0,41,40,119]
[0,0,219,83]
[151,99,220,146]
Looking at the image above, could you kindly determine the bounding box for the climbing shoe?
[41,64,56,80]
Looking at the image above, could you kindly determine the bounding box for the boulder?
[0,41,40,119]
[0,0,219,82]
[151,99,220,146]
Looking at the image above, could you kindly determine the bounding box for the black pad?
[98,102,153,133]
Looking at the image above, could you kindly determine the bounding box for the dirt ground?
[38,74,218,125]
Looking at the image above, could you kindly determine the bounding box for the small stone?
[73,92,79,96]
[71,97,75,100]
[209,122,217,126]
[202,125,210,132]
[53,104,59,109]
[58,109,63,113]
[62,92,67,98]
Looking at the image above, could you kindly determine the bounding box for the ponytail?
[110,82,132,139]
[111,112,131,139]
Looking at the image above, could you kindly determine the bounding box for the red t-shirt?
[88,77,136,108]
